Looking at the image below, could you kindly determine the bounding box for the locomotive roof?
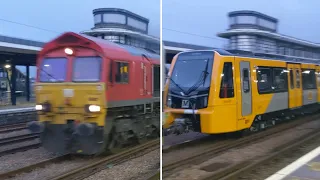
[40,32,160,61]
[179,49,320,65]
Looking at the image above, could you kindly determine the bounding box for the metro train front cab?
[163,50,240,134]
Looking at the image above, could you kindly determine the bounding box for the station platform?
[266,146,320,180]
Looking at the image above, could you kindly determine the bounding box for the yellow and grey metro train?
[163,49,320,135]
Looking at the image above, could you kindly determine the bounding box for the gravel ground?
[9,157,93,180]
[0,139,40,152]
[239,136,320,180]
[164,120,320,179]
[163,132,207,149]
[3,147,159,180]
[0,129,30,139]
[83,149,160,180]
[0,147,57,174]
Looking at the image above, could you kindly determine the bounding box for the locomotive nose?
[75,123,96,136]
[27,121,45,133]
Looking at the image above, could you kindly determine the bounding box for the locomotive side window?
[273,68,288,92]
[296,70,301,88]
[257,68,272,93]
[115,61,129,83]
[153,65,160,97]
[302,69,316,90]
[289,70,294,89]
[219,62,234,98]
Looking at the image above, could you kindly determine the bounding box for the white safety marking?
[183,109,198,114]
[63,89,74,97]
[265,146,320,180]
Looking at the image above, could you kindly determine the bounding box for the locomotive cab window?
[115,61,129,83]
[72,57,101,82]
[40,57,68,82]
[219,62,234,98]
[302,69,316,90]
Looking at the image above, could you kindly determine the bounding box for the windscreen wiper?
[39,68,59,82]
[186,59,209,95]
[168,77,187,96]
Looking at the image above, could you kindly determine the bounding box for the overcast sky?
[163,0,320,48]
[0,0,160,42]
[1,0,320,77]
[0,0,159,77]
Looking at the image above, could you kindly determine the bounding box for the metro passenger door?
[287,63,302,109]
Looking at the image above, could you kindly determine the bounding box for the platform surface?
[266,146,320,180]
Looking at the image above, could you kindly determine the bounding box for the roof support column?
[26,65,30,102]
[10,65,16,106]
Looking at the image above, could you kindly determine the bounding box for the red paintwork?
[37,32,160,103]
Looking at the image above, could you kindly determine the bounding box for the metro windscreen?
[169,51,214,96]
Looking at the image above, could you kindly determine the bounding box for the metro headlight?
[85,105,101,113]
[35,102,51,112]
[35,104,43,111]
[167,96,172,107]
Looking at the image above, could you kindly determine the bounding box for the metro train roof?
[40,32,160,61]
[180,48,320,65]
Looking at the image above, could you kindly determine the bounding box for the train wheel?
[107,128,122,154]
[149,125,160,139]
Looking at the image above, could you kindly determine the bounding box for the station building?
[217,10,320,62]
[80,8,160,54]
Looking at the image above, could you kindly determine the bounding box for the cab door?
[239,61,252,116]
[141,56,152,96]
[288,63,302,109]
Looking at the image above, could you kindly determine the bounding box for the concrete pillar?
[26,65,30,101]
[10,65,16,105]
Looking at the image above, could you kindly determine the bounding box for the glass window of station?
[228,35,320,60]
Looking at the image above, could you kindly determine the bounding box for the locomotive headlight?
[86,105,101,112]
[64,48,74,55]
[35,102,51,112]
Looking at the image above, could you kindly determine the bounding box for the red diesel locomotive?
[28,32,160,155]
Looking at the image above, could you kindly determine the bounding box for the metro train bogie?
[27,32,160,155]
[163,50,320,136]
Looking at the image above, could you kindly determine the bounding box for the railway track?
[0,133,40,146]
[0,123,27,133]
[162,113,320,178]
[146,169,160,180]
[201,126,320,180]
[0,155,70,179]
[50,138,160,180]
[0,142,41,157]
